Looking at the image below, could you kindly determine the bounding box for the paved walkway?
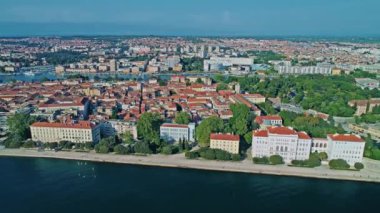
[1,148,380,183]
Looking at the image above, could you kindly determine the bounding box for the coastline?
[1,149,380,183]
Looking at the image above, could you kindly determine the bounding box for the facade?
[355,78,379,90]
[160,123,195,143]
[276,65,332,75]
[204,57,254,71]
[210,133,240,154]
[31,121,100,144]
[326,134,365,165]
[252,126,312,163]
[255,115,283,128]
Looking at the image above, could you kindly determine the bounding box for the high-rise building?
[110,59,117,72]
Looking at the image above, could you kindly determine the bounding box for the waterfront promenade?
[1,148,380,183]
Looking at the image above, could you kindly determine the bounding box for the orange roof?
[255,115,282,124]
[210,133,239,141]
[268,126,297,135]
[31,121,96,129]
[161,123,188,128]
[253,130,268,137]
[328,134,364,143]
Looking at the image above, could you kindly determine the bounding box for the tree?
[161,146,174,155]
[94,137,116,154]
[7,113,35,141]
[318,152,328,161]
[185,151,199,159]
[174,112,191,125]
[137,112,162,145]
[114,144,130,155]
[195,116,224,147]
[229,103,251,136]
[329,159,350,170]
[134,141,152,154]
[269,155,284,165]
[216,83,228,91]
[253,156,269,164]
[354,162,364,170]
[121,132,134,144]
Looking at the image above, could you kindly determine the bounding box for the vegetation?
[354,162,364,170]
[216,83,228,91]
[363,136,380,160]
[252,156,270,164]
[269,155,284,165]
[329,159,350,170]
[180,57,204,71]
[291,153,322,168]
[185,148,241,161]
[246,50,286,64]
[174,112,191,125]
[133,141,152,154]
[37,50,88,65]
[215,74,380,117]
[137,112,162,145]
[195,116,224,147]
[114,144,132,155]
[95,137,117,154]
[3,113,36,148]
[279,111,345,138]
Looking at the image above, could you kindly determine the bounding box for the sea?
[0,157,378,213]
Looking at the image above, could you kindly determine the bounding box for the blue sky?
[0,0,379,36]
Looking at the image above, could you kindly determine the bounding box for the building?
[252,126,312,163]
[326,134,365,165]
[355,78,379,90]
[210,133,240,154]
[255,115,283,128]
[160,123,195,143]
[204,57,254,71]
[109,59,117,72]
[276,65,332,75]
[311,138,328,153]
[30,121,100,144]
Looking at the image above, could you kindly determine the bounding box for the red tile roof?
[31,121,96,129]
[255,115,282,124]
[210,133,239,141]
[328,134,364,143]
[161,123,189,128]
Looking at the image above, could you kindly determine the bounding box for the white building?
[326,134,365,165]
[255,115,283,128]
[31,121,100,144]
[160,123,195,143]
[204,57,254,71]
[252,126,312,163]
[276,65,332,75]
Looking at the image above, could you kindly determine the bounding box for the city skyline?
[1,0,380,37]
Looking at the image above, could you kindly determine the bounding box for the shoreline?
[1,149,380,183]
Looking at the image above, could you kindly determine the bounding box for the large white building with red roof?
[326,134,365,165]
[30,121,100,144]
[252,126,312,163]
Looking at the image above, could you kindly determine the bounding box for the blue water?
[0,157,379,213]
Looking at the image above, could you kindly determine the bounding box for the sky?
[0,0,379,36]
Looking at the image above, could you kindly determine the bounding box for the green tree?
[329,159,350,170]
[195,116,224,147]
[121,132,134,144]
[229,103,251,136]
[7,113,35,141]
[114,144,130,155]
[174,112,191,124]
[137,112,162,145]
[354,162,364,170]
[269,155,284,165]
[134,141,152,154]
[318,152,328,161]
[216,83,228,91]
